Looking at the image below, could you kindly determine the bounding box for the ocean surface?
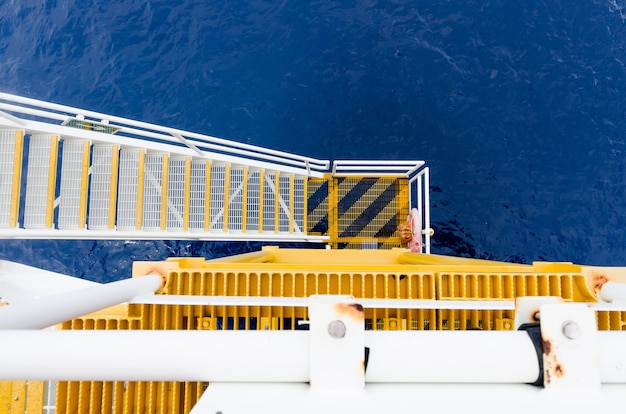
[2,0,626,282]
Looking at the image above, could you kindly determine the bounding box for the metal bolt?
[562,321,581,340]
[328,320,346,338]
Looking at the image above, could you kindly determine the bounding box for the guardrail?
[332,160,426,177]
[0,92,330,177]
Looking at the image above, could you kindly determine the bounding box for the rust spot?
[592,272,608,295]
[335,303,364,321]
[531,309,540,322]
[146,267,168,291]
[398,222,412,244]
[554,364,564,378]
[542,339,552,356]
[543,338,565,384]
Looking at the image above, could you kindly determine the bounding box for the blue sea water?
[2,0,626,281]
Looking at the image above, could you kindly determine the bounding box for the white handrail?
[332,160,425,177]
[0,92,330,173]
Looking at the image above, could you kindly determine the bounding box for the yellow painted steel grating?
[307,176,410,249]
[50,247,626,413]
[0,380,45,414]
[54,311,206,414]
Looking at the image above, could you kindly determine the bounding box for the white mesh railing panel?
[0,130,19,228]
[294,176,305,234]
[209,163,226,231]
[166,156,186,231]
[58,140,87,229]
[116,148,141,230]
[278,174,291,232]
[88,144,115,230]
[263,172,275,232]
[228,166,244,232]
[142,153,163,231]
[24,135,56,229]
[189,160,206,231]
[246,169,260,232]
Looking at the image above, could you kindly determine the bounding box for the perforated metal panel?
[0,129,22,228]
[246,169,261,232]
[209,163,226,231]
[262,172,276,232]
[228,166,244,232]
[166,156,188,231]
[116,148,143,231]
[24,135,58,229]
[58,140,90,229]
[188,160,207,231]
[142,153,165,231]
[88,144,118,230]
[294,176,305,234]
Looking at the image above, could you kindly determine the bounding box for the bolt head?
[328,320,346,338]
[562,320,581,340]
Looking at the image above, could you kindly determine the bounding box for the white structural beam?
[0,274,162,329]
[1,329,626,384]
[1,298,626,386]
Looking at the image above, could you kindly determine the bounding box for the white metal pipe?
[333,160,424,166]
[424,167,431,253]
[0,92,330,168]
[599,281,626,303]
[366,331,540,383]
[0,226,329,242]
[0,330,309,381]
[0,274,162,329]
[333,165,423,171]
[2,330,626,384]
[0,110,326,173]
[365,330,626,384]
[14,118,328,178]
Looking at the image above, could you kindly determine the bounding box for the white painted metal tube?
[365,331,626,384]
[0,330,309,381]
[365,331,540,383]
[599,281,626,303]
[0,92,330,169]
[0,274,162,329]
[1,330,626,383]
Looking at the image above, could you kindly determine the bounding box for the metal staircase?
[0,92,430,249]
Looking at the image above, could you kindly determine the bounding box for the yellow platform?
[9,247,613,413]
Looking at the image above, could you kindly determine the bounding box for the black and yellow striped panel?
[306,178,329,236]
[307,177,410,249]
[334,177,409,249]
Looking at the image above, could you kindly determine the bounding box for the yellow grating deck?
[35,247,626,413]
[307,176,410,249]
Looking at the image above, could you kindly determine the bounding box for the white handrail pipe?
[598,281,626,304]
[0,274,162,329]
[1,330,625,383]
